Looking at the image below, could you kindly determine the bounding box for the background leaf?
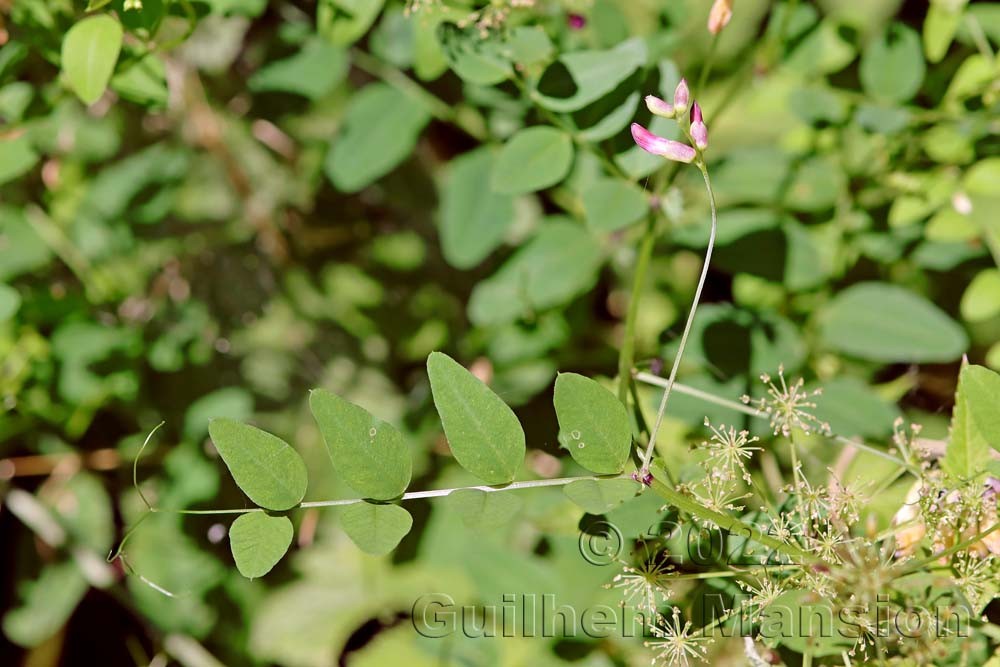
[491,126,574,195]
[439,148,515,269]
[208,419,308,511]
[61,15,123,105]
[325,83,430,192]
[427,351,525,484]
[819,282,968,362]
[860,23,925,103]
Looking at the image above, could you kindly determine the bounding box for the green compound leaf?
[490,126,573,195]
[427,351,525,484]
[443,488,522,529]
[563,478,638,515]
[340,502,412,555]
[439,147,516,269]
[309,388,411,500]
[553,373,631,474]
[61,14,123,105]
[229,512,293,579]
[208,418,308,511]
[325,83,430,193]
[860,23,925,103]
[944,365,1000,480]
[819,282,967,363]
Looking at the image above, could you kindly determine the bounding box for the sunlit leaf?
[61,14,123,105]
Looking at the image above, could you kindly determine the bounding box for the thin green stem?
[639,163,718,473]
[617,216,657,404]
[648,464,818,564]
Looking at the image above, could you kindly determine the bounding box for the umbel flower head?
[630,79,708,164]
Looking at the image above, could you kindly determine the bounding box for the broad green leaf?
[860,23,925,103]
[924,1,967,63]
[961,269,1000,322]
[325,83,430,192]
[208,418,308,511]
[2,562,88,648]
[468,220,603,326]
[443,489,522,529]
[61,14,123,105]
[965,158,1000,195]
[111,52,167,108]
[340,502,412,555]
[563,478,638,514]
[318,0,385,46]
[506,26,553,68]
[439,148,515,269]
[819,283,968,363]
[309,389,411,500]
[438,23,511,85]
[427,351,525,484]
[810,377,901,439]
[491,126,573,195]
[764,590,854,656]
[534,38,646,112]
[230,512,294,579]
[184,387,254,442]
[943,364,1000,479]
[0,283,21,320]
[553,373,631,474]
[583,179,647,232]
[785,19,856,74]
[0,134,38,186]
[249,39,348,100]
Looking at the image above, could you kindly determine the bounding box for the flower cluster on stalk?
[631,79,709,164]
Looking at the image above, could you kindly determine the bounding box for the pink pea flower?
[690,102,708,150]
[568,13,586,30]
[645,95,675,118]
[630,123,696,163]
[673,78,690,115]
[708,0,734,35]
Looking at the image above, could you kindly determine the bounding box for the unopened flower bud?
[673,78,690,115]
[690,102,708,150]
[708,0,733,35]
[645,95,675,118]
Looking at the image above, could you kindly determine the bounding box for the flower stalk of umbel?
[631,78,707,165]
